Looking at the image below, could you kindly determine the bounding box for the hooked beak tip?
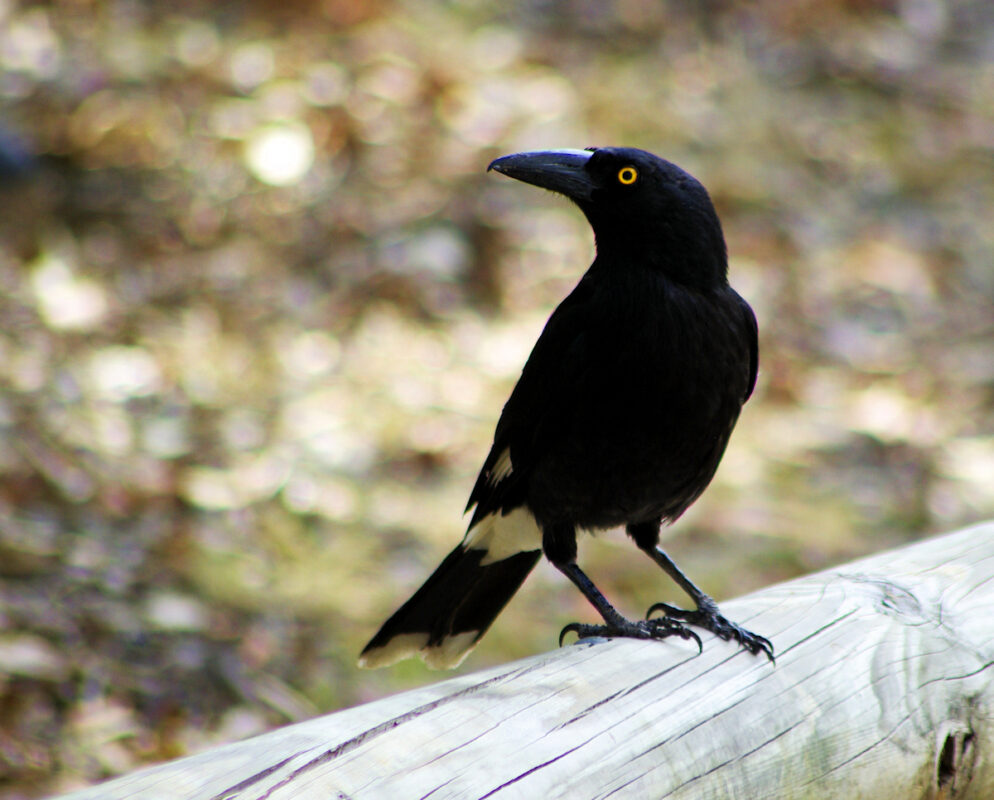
[486,149,596,201]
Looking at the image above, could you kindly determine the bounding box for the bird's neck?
[590,235,729,293]
[586,202,730,291]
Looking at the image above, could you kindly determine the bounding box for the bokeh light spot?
[244,121,315,185]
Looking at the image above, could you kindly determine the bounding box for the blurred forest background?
[0,0,992,795]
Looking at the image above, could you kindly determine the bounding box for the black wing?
[465,276,597,529]
[737,293,759,402]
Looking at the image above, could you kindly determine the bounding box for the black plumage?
[359,147,772,669]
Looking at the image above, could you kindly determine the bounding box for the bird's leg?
[553,562,702,650]
[541,523,701,651]
[627,522,775,662]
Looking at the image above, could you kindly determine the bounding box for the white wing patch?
[490,447,513,483]
[463,505,542,565]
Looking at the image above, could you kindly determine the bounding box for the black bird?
[359,147,772,669]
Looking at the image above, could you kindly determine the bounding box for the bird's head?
[488,147,728,290]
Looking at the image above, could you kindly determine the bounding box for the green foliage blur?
[0,0,992,794]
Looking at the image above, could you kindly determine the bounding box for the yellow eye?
[617,166,638,185]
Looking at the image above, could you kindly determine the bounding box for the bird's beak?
[488,149,595,202]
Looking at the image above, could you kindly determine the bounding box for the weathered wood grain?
[57,521,994,799]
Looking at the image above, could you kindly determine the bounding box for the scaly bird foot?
[559,615,702,652]
[647,599,774,663]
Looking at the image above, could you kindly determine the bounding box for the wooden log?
[58,522,994,799]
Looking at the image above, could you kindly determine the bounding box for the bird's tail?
[358,544,541,669]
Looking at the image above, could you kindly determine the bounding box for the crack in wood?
[631,694,752,762]
[557,689,624,728]
[206,753,306,800]
[419,777,455,799]
[423,682,580,770]
[774,608,859,657]
[595,772,646,799]
[235,661,548,799]
[616,644,742,704]
[658,721,804,797]
[802,711,915,786]
[476,738,594,799]
[918,658,994,689]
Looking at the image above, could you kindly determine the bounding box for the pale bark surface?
[58,522,994,800]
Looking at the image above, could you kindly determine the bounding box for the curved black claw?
[559,616,702,653]
[647,600,774,663]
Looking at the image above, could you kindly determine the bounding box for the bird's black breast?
[517,265,756,530]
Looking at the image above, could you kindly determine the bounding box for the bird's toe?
[559,616,701,652]
[647,602,774,662]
